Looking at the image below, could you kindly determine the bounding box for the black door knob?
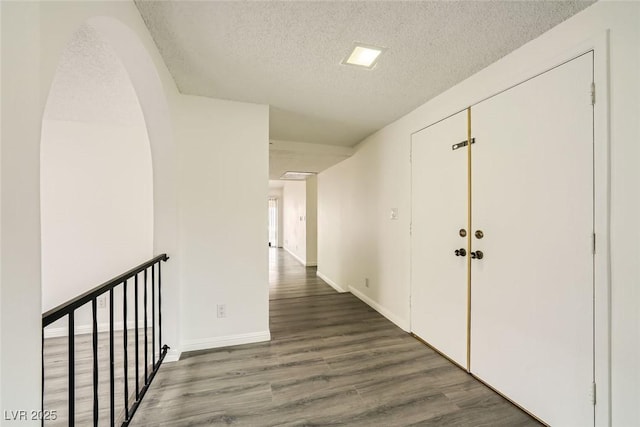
[455,248,467,257]
[471,250,484,259]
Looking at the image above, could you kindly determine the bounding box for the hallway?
[269,248,335,300]
[133,248,540,426]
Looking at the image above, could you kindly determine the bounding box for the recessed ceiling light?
[280,171,317,180]
[342,43,386,69]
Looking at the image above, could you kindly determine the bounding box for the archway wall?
[2,2,182,419]
[2,2,48,420]
[41,22,154,323]
[37,2,181,360]
[2,1,270,420]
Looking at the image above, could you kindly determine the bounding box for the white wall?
[176,94,269,351]
[41,119,153,310]
[282,178,318,266]
[1,3,44,422]
[317,161,352,294]
[41,119,153,334]
[2,1,175,421]
[318,124,411,329]
[283,181,307,264]
[0,1,4,414]
[305,176,318,266]
[318,2,639,425]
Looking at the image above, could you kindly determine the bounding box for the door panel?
[411,111,468,367]
[471,53,594,426]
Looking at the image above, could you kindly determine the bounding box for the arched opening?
[41,23,153,315]
[0,4,180,418]
[40,22,154,423]
[39,16,179,423]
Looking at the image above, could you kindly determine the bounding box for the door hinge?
[410,222,412,236]
[452,137,475,151]
[592,233,596,254]
[591,82,596,106]
[589,382,597,405]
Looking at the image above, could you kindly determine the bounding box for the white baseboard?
[180,330,271,353]
[316,270,348,293]
[283,247,316,267]
[163,348,182,363]
[348,286,410,332]
[284,246,307,266]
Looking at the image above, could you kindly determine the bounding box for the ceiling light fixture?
[280,171,317,180]
[342,43,386,69]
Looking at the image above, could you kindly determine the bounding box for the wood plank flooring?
[269,249,335,300]
[132,249,542,426]
[43,328,154,426]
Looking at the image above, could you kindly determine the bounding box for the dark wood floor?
[269,248,335,300]
[132,248,541,426]
[43,328,153,426]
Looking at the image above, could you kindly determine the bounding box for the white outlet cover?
[390,208,399,220]
[217,304,226,318]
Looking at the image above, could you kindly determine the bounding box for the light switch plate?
[390,208,399,220]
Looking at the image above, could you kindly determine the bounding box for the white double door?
[411,52,594,426]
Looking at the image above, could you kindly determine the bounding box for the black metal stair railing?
[42,254,170,427]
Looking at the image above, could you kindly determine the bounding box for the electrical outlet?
[365,278,369,288]
[98,295,106,308]
[217,304,226,318]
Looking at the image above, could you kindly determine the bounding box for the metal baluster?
[158,260,163,359]
[68,312,75,427]
[144,268,148,383]
[109,289,115,427]
[123,280,130,421]
[41,329,45,427]
[40,255,170,427]
[92,298,98,427]
[152,263,156,368]
[134,274,139,399]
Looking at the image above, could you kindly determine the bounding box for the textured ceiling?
[45,24,144,126]
[135,1,594,147]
